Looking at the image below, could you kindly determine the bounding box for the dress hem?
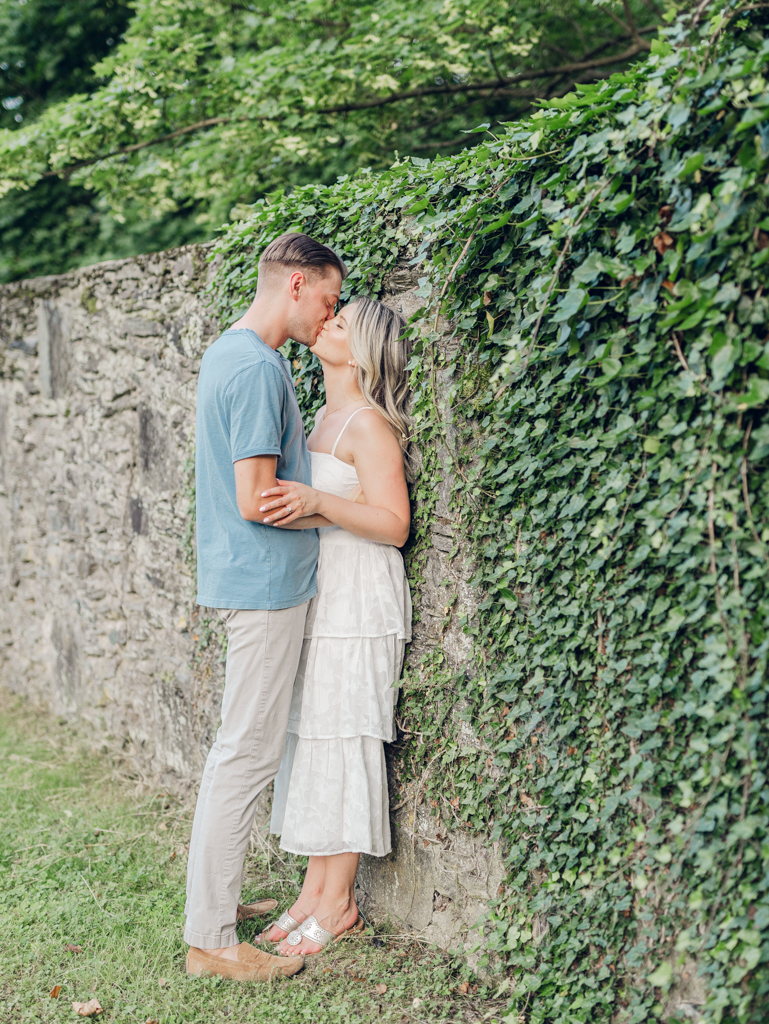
[303,631,412,641]
[275,840,392,858]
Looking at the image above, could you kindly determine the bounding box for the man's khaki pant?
[184,603,308,949]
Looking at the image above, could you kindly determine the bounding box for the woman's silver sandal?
[261,910,302,942]
[286,915,334,949]
[284,914,364,953]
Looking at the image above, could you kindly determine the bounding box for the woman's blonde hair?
[347,296,413,481]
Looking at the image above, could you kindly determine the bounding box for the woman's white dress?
[270,411,412,857]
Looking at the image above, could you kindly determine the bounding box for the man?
[184,232,347,981]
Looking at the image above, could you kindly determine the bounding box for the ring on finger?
[286,506,292,513]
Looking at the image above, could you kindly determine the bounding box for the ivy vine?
[210,5,769,1021]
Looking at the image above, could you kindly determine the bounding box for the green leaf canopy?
[0,0,660,229]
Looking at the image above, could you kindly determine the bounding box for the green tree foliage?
[212,4,769,1020]
[0,0,207,283]
[0,0,661,257]
[0,0,128,128]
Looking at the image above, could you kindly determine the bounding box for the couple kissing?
[184,232,412,981]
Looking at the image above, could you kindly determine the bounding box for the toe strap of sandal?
[286,915,335,948]
[274,911,301,934]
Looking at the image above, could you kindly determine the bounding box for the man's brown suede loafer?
[186,941,303,981]
[236,898,278,921]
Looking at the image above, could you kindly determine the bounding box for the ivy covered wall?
[212,7,769,1022]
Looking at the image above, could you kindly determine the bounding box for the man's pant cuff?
[184,923,239,950]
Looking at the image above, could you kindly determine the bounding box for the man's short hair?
[258,232,348,283]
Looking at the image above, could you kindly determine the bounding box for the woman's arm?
[278,514,333,530]
[260,411,410,546]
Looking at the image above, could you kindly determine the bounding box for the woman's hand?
[259,480,322,526]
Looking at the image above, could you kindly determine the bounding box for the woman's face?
[310,302,356,367]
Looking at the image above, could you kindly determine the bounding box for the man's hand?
[234,456,291,523]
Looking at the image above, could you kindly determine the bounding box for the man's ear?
[288,270,306,299]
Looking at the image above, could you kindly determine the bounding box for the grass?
[0,690,507,1023]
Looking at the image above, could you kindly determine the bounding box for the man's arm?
[229,360,290,524]
[235,456,287,523]
[236,457,329,527]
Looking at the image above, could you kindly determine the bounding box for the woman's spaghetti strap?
[331,406,373,458]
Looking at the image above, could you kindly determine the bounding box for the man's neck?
[231,298,290,351]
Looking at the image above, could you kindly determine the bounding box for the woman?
[256,296,412,956]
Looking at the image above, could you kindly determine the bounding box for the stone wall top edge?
[1,241,422,305]
[0,241,216,299]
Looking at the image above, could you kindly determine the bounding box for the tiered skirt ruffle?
[272,733,391,856]
[270,530,410,857]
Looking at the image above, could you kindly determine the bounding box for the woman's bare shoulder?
[347,407,401,448]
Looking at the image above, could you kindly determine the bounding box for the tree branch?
[411,136,469,151]
[602,5,635,38]
[692,0,716,25]
[545,42,579,62]
[487,46,506,86]
[317,41,653,114]
[310,17,351,30]
[568,17,588,58]
[40,116,245,178]
[36,39,654,182]
[622,0,644,46]
[639,0,665,15]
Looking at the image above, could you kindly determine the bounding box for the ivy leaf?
[622,711,660,737]
[663,608,687,633]
[601,357,622,378]
[750,423,769,461]
[647,962,672,989]
[606,191,634,215]
[405,197,431,215]
[714,281,741,306]
[678,305,708,331]
[736,376,769,409]
[711,343,737,389]
[735,107,769,133]
[551,287,587,322]
[680,152,705,178]
[667,103,691,129]
[572,251,629,284]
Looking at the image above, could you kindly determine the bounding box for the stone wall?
[0,246,217,776]
[0,246,502,957]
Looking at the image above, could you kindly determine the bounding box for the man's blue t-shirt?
[195,328,319,610]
